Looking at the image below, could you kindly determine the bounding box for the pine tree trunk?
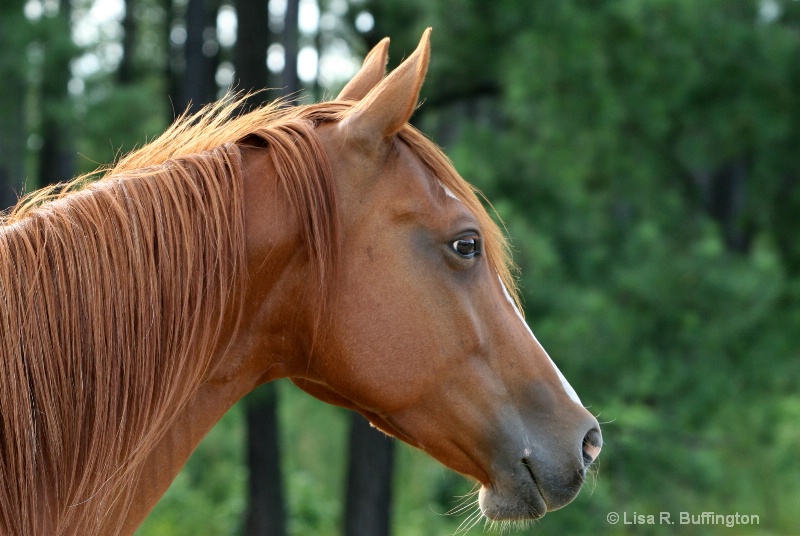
[234,0,269,108]
[181,0,217,112]
[37,0,75,186]
[119,0,137,84]
[344,414,395,536]
[0,77,25,210]
[0,0,27,209]
[244,384,287,536]
[705,159,750,253]
[282,0,299,100]
[236,0,288,533]
[162,0,181,117]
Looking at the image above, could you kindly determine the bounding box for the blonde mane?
[0,95,517,534]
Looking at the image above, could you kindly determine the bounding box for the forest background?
[1,0,799,535]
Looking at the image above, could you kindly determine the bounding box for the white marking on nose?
[438,180,461,201]
[499,277,583,405]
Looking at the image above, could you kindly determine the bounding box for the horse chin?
[477,470,548,521]
[478,450,591,522]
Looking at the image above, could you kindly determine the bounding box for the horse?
[0,29,601,535]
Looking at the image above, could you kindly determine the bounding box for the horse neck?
[0,142,268,534]
[116,145,316,533]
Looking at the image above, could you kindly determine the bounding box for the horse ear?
[341,28,431,140]
[337,37,390,101]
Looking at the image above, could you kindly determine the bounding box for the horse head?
[286,29,602,521]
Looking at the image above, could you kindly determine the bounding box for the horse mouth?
[522,457,548,507]
[477,460,549,521]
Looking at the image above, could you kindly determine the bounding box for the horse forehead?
[393,141,471,211]
[378,151,485,264]
[392,141,439,192]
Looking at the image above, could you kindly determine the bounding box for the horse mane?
[0,95,517,534]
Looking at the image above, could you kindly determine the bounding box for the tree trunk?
[236,1,288,533]
[180,0,217,113]
[204,0,221,100]
[704,159,750,253]
[0,96,25,210]
[0,0,27,209]
[344,414,395,536]
[244,384,287,536]
[162,0,181,117]
[0,72,25,209]
[282,0,299,100]
[119,0,137,84]
[234,0,269,108]
[37,0,75,187]
[775,173,800,277]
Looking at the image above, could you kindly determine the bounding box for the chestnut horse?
[0,30,601,535]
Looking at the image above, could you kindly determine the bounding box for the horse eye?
[452,237,481,258]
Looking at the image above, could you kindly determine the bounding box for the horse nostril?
[582,427,602,468]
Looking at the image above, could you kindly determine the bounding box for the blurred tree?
[234,0,270,103]
[179,0,220,112]
[37,0,77,186]
[163,0,180,115]
[120,0,137,84]
[0,0,28,209]
[344,415,395,536]
[282,0,299,101]
[238,2,297,535]
[244,385,287,536]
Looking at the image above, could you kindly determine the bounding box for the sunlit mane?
[0,94,518,534]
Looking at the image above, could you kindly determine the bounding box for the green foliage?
[74,79,169,174]
[410,1,800,533]
[0,0,36,199]
[137,405,247,536]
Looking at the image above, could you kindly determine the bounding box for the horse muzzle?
[479,416,602,520]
